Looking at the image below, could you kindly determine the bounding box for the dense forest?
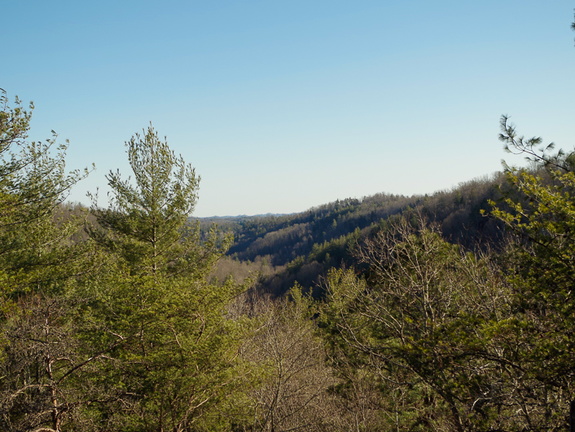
[1,22,574,431]
[202,173,507,297]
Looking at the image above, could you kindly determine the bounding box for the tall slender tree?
[90,124,221,278]
[84,125,251,431]
[0,90,95,432]
[0,89,89,299]
[486,117,575,430]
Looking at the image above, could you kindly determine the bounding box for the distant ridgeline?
[198,174,507,297]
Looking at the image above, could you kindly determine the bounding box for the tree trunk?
[570,399,575,432]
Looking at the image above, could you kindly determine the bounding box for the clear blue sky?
[3,1,574,217]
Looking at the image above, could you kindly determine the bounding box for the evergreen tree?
[0,90,95,432]
[90,124,221,278]
[84,125,252,431]
[0,89,89,301]
[485,117,575,429]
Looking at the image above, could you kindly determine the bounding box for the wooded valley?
[1,83,575,431]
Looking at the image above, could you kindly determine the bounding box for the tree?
[89,124,219,277]
[0,89,89,301]
[0,90,97,432]
[485,116,575,430]
[320,214,533,431]
[241,289,339,432]
[83,125,251,431]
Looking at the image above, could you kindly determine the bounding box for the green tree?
[83,125,251,431]
[320,215,523,431]
[89,124,220,278]
[0,90,89,301]
[485,116,575,430]
[0,90,97,432]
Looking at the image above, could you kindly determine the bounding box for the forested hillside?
[202,174,507,296]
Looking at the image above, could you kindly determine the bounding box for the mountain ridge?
[200,173,507,296]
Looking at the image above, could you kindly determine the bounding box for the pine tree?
[0,89,89,300]
[89,124,219,277]
[0,90,96,432]
[84,125,252,431]
[485,117,575,430]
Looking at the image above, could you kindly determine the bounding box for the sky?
[2,1,574,217]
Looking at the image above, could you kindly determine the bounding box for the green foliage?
[319,216,534,431]
[0,91,95,432]
[90,124,228,278]
[0,90,90,300]
[81,124,252,431]
[75,273,251,431]
[485,118,575,428]
[4,83,575,431]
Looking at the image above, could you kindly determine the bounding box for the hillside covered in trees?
[201,172,510,297]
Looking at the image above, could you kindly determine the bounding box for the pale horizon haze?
[2,1,574,217]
